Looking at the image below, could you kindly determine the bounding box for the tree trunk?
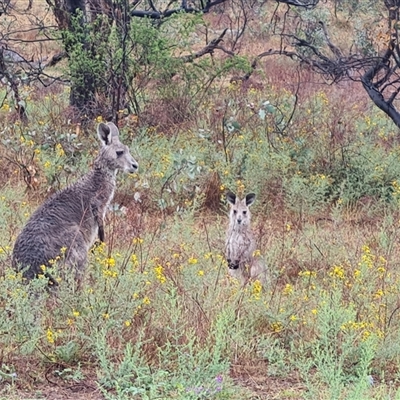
[47,0,99,120]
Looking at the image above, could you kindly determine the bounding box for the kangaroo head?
[97,122,138,174]
[226,191,256,228]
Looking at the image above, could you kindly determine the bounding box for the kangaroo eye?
[233,209,237,214]
[116,150,124,157]
[243,210,247,215]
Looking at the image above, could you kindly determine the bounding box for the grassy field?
[2,1,400,399]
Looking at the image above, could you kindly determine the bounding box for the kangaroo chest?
[226,231,253,262]
[80,175,116,246]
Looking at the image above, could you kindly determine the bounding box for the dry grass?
[1,2,399,399]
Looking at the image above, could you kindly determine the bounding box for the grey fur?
[225,191,267,285]
[12,122,138,284]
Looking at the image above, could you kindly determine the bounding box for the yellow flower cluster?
[329,265,345,280]
[359,245,374,269]
[46,328,55,344]
[130,253,139,270]
[340,320,375,341]
[55,143,65,157]
[132,237,144,245]
[1,103,10,112]
[252,279,262,300]
[299,270,317,278]
[271,322,283,333]
[154,264,166,284]
[188,257,198,265]
[106,257,116,267]
[282,283,293,295]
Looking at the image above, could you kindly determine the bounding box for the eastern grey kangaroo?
[225,191,267,285]
[12,122,138,285]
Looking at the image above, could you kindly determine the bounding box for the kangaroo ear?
[97,122,112,146]
[226,191,237,205]
[245,193,256,206]
[106,122,120,139]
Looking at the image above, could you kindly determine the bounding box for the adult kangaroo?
[12,122,138,285]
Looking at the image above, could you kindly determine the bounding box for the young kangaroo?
[225,191,266,285]
[12,122,138,285]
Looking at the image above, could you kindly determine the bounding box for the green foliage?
[5,9,400,396]
[0,213,245,398]
[0,269,49,356]
[297,289,377,400]
[7,83,399,215]
[63,11,108,108]
[334,0,381,16]
[54,3,251,121]
[0,117,90,191]
[4,171,400,398]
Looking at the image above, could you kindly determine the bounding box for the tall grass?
[2,70,400,399]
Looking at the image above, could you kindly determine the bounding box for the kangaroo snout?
[128,160,139,173]
[227,258,240,270]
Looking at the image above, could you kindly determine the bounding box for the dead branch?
[276,0,319,8]
[180,29,227,63]
[131,0,228,18]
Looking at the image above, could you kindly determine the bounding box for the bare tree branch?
[148,0,159,12]
[131,0,228,18]
[180,29,227,63]
[318,21,342,59]
[276,0,319,9]
[259,3,400,129]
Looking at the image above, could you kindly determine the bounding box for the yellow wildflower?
[46,328,55,344]
[55,143,65,157]
[252,280,262,299]
[154,264,166,284]
[103,269,117,278]
[253,249,261,257]
[282,283,293,295]
[362,330,371,341]
[106,257,116,267]
[329,265,345,279]
[271,322,283,333]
